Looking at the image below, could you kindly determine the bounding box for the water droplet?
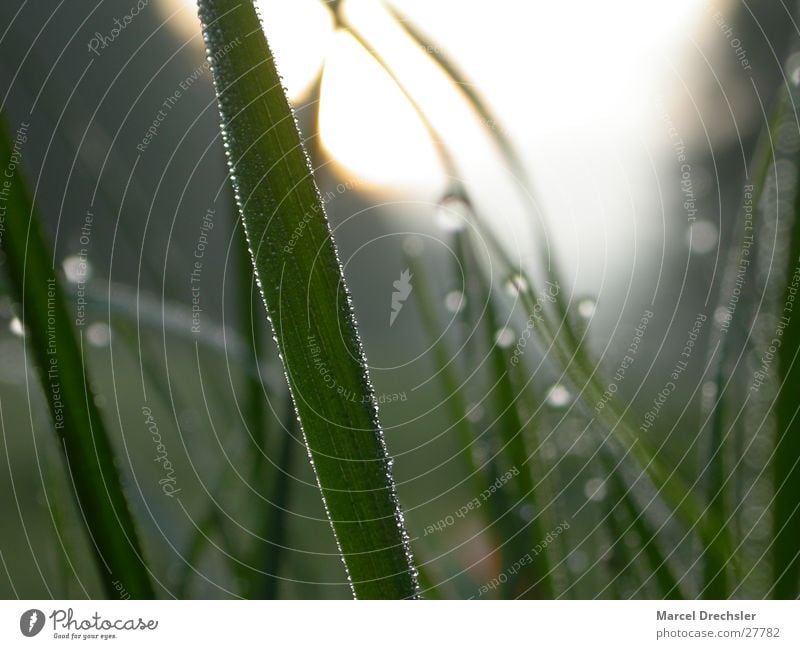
[9,317,24,337]
[546,384,571,407]
[494,327,515,348]
[402,236,423,257]
[714,306,731,326]
[519,504,536,522]
[687,221,718,255]
[435,194,469,232]
[466,403,484,422]
[567,550,587,573]
[787,53,800,85]
[577,298,596,319]
[87,322,110,347]
[505,274,529,297]
[62,255,91,284]
[444,290,465,314]
[584,478,607,502]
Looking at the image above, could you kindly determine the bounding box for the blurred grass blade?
[378,6,725,567]
[0,115,154,598]
[773,86,800,599]
[252,392,298,599]
[603,457,686,599]
[383,3,528,183]
[458,229,553,597]
[196,0,418,598]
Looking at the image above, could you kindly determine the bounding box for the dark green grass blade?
[603,457,686,599]
[404,253,492,500]
[774,90,800,598]
[252,392,298,599]
[0,115,154,598]
[457,230,554,598]
[196,0,417,599]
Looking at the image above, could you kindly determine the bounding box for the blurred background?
[0,0,793,598]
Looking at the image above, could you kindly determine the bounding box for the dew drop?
[519,503,536,522]
[444,290,465,314]
[577,298,596,319]
[494,327,515,348]
[87,321,110,347]
[787,53,800,86]
[687,221,718,255]
[584,478,607,502]
[714,306,731,326]
[466,403,484,422]
[505,273,529,297]
[435,194,469,232]
[62,255,92,284]
[9,317,24,338]
[402,236,424,257]
[567,550,587,573]
[546,383,571,407]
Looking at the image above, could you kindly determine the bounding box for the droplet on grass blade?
[435,194,469,232]
[584,478,607,502]
[62,255,92,284]
[546,384,571,407]
[445,290,465,313]
[9,317,24,337]
[505,273,529,297]
[577,298,596,319]
[87,322,110,347]
[494,326,515,348]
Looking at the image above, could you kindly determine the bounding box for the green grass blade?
[458,230,554,597]
[602,456,687,599]
[383,3,528,183]
[773,90,800,599]
[252,392,298,599]
[0,115,154,598]
[196,0,418,599]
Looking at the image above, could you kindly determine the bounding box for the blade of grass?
[252,391,298,599]
[196,0,417,599]
[404,253,493,502]
[773,91,800,600]
[701,78,785,599]
[0,115,154,598]
[602,456,687,599]
[457,229,554,598]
